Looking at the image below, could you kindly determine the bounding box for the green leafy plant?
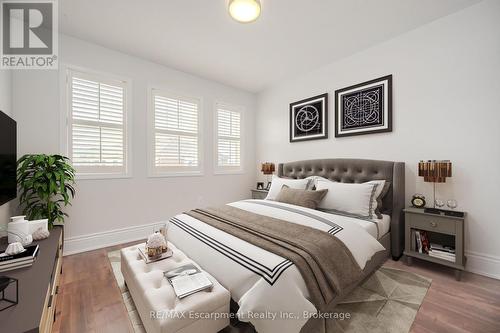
[17,154,76,228]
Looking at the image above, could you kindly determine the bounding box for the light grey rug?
[332,266,431,333]
[108,249,146,333]
[107,250,431,333]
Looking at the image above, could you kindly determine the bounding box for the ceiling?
[60,0,480,93]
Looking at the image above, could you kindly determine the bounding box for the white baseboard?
[465,251,500,280]
[63,222,166,256]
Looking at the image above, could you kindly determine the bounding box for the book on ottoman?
[164,264,213,299]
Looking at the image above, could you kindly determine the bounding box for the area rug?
[107,250,431,333]
[107,249,146,333]
[331,266,431,333]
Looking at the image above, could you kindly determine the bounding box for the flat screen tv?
[0,110,17,206]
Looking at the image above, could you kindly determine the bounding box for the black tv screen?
[0,110,17,206]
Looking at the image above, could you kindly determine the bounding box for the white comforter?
[168,200,385,333]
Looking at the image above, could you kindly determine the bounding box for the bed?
[277,158,405,260]
[168,158,405,333]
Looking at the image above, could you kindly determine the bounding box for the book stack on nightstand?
[404,207,466,281]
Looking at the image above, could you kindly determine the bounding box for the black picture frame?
[289,93,328,142]
[335,75,392,137]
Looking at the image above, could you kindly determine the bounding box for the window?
[67,70,130,178]
[215,103,242,173]
[150,89,202,176]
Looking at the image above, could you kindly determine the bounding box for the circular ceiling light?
[228,0,261,23]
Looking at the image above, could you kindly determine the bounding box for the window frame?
[61,66,133,180]
[213,101,244,175]
[147,87,204,178]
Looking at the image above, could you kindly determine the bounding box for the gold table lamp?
[261,162,275,190]
[418,160,452,209]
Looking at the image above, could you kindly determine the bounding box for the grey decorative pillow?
[275,185,328,210]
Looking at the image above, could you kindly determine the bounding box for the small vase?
[28,219,49,234]
[8,219,30,244]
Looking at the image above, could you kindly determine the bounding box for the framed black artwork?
[289,93,328,142]
[335,75,392,137]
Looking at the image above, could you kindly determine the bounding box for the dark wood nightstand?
[404,207,466,280]
[251,189,268,199]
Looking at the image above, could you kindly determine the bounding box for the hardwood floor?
[53,243,500,333]
[386,260,500,333]
[52,242,139,333]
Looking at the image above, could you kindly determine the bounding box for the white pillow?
[265,175,311,200]
[365,180,386,219]
[316,180,378,218]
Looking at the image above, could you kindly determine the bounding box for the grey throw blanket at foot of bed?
[186,205,362,310]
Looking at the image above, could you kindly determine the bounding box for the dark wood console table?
[0,226,63,333]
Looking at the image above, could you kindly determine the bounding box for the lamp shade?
[261,162,275,175]
[418,160,452,183]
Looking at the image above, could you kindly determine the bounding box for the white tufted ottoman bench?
[121,242,230,333]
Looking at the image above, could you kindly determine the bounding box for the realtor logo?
[1,0,58,69]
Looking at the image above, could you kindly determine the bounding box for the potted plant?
[17,154,76,228]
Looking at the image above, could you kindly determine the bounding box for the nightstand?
[251,189,268,199]
[404,207,466,280]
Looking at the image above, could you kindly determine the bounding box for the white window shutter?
[152,91,201,174]
[216,104,242,171]
[68,71,128,176]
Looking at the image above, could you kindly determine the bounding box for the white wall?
[0,70,13,236]
[256,0,500,278]
[12,35,256,253]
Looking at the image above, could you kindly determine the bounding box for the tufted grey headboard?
[278,158,405,259]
